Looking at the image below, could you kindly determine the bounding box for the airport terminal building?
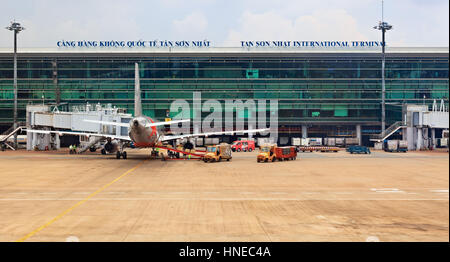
[0,47,448,145]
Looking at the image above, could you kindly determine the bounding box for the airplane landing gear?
[115,142,128,159]
[116,151,127,159]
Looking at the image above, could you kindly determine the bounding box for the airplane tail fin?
[134,62,142,117]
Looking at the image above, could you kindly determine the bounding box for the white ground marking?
[366,236,380,242]
[370,188,405,193]
[65,236,80,242]
[430,189,449,193]
[371,188,398,191]
[316,215,326,220]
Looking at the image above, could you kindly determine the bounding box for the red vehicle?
[274,146,297,161]
[231,140,255,152]
[257,145,297,162]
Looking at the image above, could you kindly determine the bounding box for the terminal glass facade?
[0,50,448,138]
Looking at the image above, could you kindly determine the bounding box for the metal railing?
[1,126,25,142]
[370,121,405,141]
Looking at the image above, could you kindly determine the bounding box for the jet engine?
[101,139,119,155]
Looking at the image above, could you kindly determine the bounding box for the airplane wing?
[146,119,190,128]
[83,119,190,128]
[161,128,270,141]
[26,129,132,141]
[83,120,130,127]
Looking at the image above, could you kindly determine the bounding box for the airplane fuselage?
[128,116,160,147]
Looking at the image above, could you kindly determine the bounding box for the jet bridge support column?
[424,128,429,149]
[431,128,436,149]
[407,127,415,150]
[417,128,423,150]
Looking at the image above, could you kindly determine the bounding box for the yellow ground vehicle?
[257,144,297,162]
[257,144,277,162]
[203,143,232,162]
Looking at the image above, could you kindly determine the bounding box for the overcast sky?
[0,0,448,48]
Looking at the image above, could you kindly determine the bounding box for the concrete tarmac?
[0,149,448,242]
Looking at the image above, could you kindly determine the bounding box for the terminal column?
[302,125,308,139]
[356,124,362,145]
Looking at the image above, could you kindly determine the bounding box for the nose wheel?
[116,142,127,159]
[116,151,127,159]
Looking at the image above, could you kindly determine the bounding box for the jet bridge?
[371,100,449,150]
[26,103,132,151]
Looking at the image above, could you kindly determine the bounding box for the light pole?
[374,1,392,136]
[6,21,24,149]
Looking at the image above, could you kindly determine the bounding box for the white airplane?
[27,63,269,159]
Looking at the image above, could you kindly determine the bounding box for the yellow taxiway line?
[16,160,146,242]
